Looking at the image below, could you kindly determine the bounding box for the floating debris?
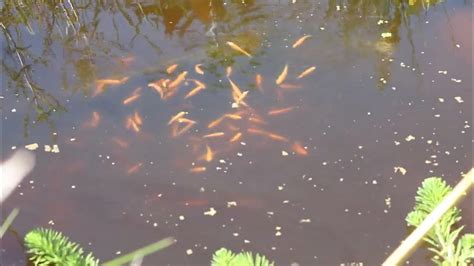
[405,135,416,142]
[454,96,464,103]
[394,166,407,175]
[204,207,217,216]
[25,143,39,151]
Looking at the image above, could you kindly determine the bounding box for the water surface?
[1,0,472,265]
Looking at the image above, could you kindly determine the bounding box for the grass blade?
[102,237,175,266]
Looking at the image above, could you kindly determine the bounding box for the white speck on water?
[179,215,185,221]
[186,249,193,255]
[454,96,464,103]
[204,207,217,216]
[281,150,289,156]
[438,98,444,102]
[405,135,416,142]
[11,109,16,113]
[25,143,39,151]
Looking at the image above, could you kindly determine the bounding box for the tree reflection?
[0,0,457,135]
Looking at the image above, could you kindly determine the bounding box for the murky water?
[1,0,472,265]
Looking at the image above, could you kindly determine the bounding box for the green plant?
[24,228,99,266]
[212,248,274,266]
[406,177,474,265]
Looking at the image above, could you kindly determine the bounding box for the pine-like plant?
[406,177,474,265]
[24,228,99,266]
[212,248,274,266]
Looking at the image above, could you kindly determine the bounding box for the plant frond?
[24,227,99,266]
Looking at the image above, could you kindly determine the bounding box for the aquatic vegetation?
[25,228,99,266]
[405,177,473,265]
[212,248,274,266]
[24,228,175,266]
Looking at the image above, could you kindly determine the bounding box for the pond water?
[1,0,472,265]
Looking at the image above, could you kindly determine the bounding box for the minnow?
[168,111,187,125]
[226,41,252,57]
[166,63,178,74]
[230,132,242,143]
[226,66,232,77]
[234,90,249,105]
[184,85,205,99]
[192,79,206,89]
[126,116,141,132]
[292,35,311,48]
[171,122,195,138]
[276,64,288,85]
[268,133,288,142]
[177,118,196,124]
[127,163,143,175]
[203,132,225,138]
[168,71,188,88]
[195,64,204,75]
[255,74,263,91]
[279,83,302,89]
[267,106,294,116]
[190,166,207,173]
[208,117,225,129]
[93,77,129,97]
[292,142,308,156]
[148,79,166,98]
[122,93,140,105]
[112,137,129,148]
[225,114,242,120]
[247,128,267,136]
[87,111,101,128]
[133,111,143,126]
[248,116,267,125]
[228,79,243,97]
[297,66,316,79]
[205,145,213,162]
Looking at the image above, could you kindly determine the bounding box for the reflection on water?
[1,0,472,265]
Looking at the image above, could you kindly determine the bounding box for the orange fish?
[122,91,141,105]
[133,111,143,125]
[297,66,316,79]
[208,117,225,129]
[205,145,213,162]
[127,163,143,175]
[248,116,267,125]
[86,111,101,128]
[226,41,252,57]
[268,133,288,142]
[230,132,242,143]
[203,132,225,138]
[226,66,232,77]
[148,79,167,98]
[267,106,294,116]
[255,74,263,91]
[292,142,308,156]
[168,71,188,89]
[112,137,129,148]
[279,83,302,89]
[185,85,205,99]
[166,63,178,74]
[292,35,311,48]
[173,120,196,137]
[93,77,129,97]
[225,113,242,120]
[247,127,267,136]
[276,64,288,85]
[190,166,207,173]
[195,64,204,75]
[168,111,187,125]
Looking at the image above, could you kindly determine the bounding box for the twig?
[0,208,20,238]
[383,168,474,266]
